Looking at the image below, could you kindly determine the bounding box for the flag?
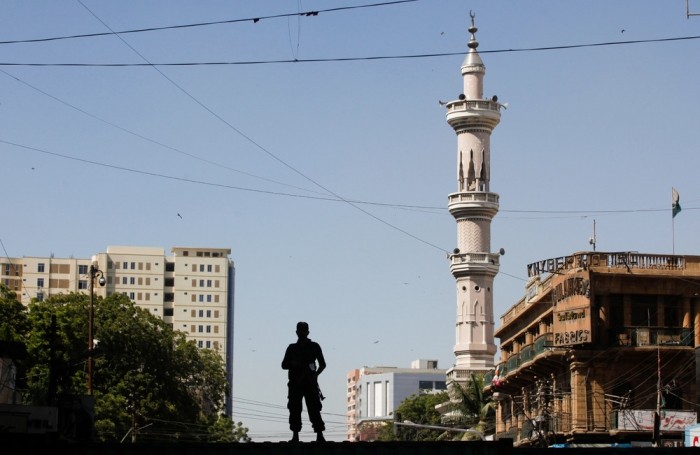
[672,188,681,218]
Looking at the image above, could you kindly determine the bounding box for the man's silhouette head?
[296,321,309,339]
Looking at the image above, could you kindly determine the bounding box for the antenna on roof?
[588,219,597,252]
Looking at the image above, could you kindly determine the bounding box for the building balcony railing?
[449,252,500,267]
[534,333,553,356]
[519,344,534,365]
[527,251,687,278]
[611,327,694,347]
[446,99,501,114]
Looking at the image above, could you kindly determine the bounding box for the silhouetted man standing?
[282,321,326,442]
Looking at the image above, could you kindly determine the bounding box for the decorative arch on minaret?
[466,149,476,190]
[458,151,465,191]
[478,148,487,191]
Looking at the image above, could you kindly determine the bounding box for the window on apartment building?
[215,265,220,273]
[199,295,204,302]
[198,340,203,348]
[137,292,142,300]
[199,280,205,287]
[196,251,203,257]
[191,294,196,302]
[609,294,624,328]
[206,341,211,348]
[123,262,128,269]
[164,278,174,287]
[78,265,88,275]
[215,295,219,303]
[199,310,204,317]
[129,292,135,300]
[37,278,44,288]
[138,262,143,270]
[206,295,212,303]
[164,308,173,317]
[145,293,150,301]
[213,341,219,350]
[107,276,113,285]
[664,297,680,327]
[206,280,212,288]
[36,292,44,302]
[435,381,447,390]
[213,326,219,334]
[191,310,196,317]
[214,280,220,288]
[199,264,204,272]
[419,381,433,390]
[122,277,127,285]
[206,325,211,333]
[164,293,174,302]
[78,280,88,290]
[207,265,212,272]
[198,325,203,333]
[631,295,657,326]
[38,263,45,273]
[214,310,219,318]
[130,262,136,270]
[165,262,175,272]
[206,310,211,318]
[107,261,113,269]
[130,277,135,285]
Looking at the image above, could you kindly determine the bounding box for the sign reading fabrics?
[552,274,592,346]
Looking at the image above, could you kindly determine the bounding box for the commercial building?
[347,360,447,441]
[0,246,235,415]
[485,251,700,447]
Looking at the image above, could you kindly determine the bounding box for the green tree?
[378,391,450,441]
[207,416,251,442]
[0,283,29,342]
[448,373,495,440]
[18,292,243,442]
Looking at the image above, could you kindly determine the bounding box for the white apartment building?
[0,246,235,415]
[346,359,447,441]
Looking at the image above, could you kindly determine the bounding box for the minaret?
[445,13,501,383]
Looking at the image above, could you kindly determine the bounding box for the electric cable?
[75,0,450,255]
[2,35,699,66]
[0,1,417,46]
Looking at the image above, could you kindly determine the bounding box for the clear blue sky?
[2,0,699,442]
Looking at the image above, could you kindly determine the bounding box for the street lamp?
[88,261,105,395]
[394,421,485,440]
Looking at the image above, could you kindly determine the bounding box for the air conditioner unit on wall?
[636,328,650,346]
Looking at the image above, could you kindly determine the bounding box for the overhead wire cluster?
[1,2,698,441]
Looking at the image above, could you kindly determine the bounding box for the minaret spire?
[445,13,502,383]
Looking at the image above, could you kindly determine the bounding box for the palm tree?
[445,373,495,440]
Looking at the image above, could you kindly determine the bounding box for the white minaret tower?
[445,13,501,383]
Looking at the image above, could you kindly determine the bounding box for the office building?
[0,245,235,415]
[486,251,700,447]
[347,359,447,441]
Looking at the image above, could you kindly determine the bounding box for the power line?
[4,137,691,223]
[73,0,450,255]
[2,35,699,66]
[0,1,418,46]
[0,68,333,199]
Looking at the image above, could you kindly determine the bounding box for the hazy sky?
[2,0,699,442]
